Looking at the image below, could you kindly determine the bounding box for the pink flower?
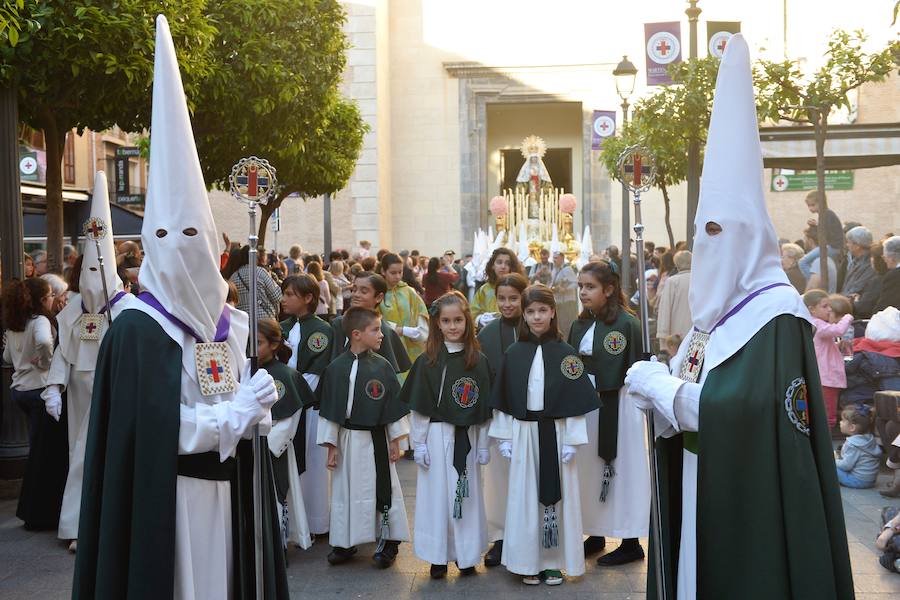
[489,195,508,216]
[559,193,577,214]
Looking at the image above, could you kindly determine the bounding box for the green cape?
[279,314,333,376]
[318,350,409,428]
[568,310,642,460]
[73,309,289,600]
[399,349,492,426]
[262,358,305,502]
[476,316,519,379]
[649,314,854,599]
[490,336,597,420]
[330,315,412,373]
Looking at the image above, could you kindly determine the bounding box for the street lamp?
[613,55,637,295]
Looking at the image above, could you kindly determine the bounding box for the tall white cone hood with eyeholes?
[682,33,810,371]
[138,14,227,342]
[80,171,124,313]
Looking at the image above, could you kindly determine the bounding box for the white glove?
[231,366,277,431]
[560,444,577,464]
[42,385,62,422]
[624,358,684,430]
[477,312,499,327]
[498,440,512,459]
[401,326,423,340]
[477,448,491,465]
[414,443,430,468]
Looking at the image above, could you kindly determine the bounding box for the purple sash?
[702,282,791,336]
[137,292,230,343]
[82,290,128,315]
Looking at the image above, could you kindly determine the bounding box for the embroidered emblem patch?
[79,314,104,341]
[603,331,627,355]
[678,330,710,384]
[274,380,286,400]
[452,377,479,409]
[784,377,810,436]
[365,379,386,401]
[194,342,238,397]
[307,331,329,353]
[560,355,585,380]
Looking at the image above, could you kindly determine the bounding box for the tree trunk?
[814,111,829,291]
[256,195,283,249]
[660,182,676,249]
[41,110,66,274]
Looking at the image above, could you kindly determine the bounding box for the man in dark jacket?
[874,236,900,313]
[841,226,880,318]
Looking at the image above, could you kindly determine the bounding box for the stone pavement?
[1,459,900,599]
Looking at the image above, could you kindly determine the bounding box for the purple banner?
[644,21,682,86]
[591,110,617,150]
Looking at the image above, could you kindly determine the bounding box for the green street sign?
[771,171,854,192]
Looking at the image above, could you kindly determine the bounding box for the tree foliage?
[599,58,720,247]
[755,29,898,289]
[192,0,366,246]
[0,1,214,273]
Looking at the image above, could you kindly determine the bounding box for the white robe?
[576,324,650,538]
[410,411,490,568]
[46,299,128,540]
[268,410,312,549]
[482,440,510,542]
[488,347,588,576]
[128,302,268,600]
[316,356,410,548]
[287,321,331,534]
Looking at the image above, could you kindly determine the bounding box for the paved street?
[1,459,899,599]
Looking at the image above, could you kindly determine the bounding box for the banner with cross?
[616,144,657,193]
[229,156,278,206]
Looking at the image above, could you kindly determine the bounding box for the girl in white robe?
[402,291,492,578]
[488,285,596,585]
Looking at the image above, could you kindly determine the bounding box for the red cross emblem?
[717,38,728,53]
[236,164,270,199]
[84,217,106,240]
[599,121,609,131]
[687,350,701,373]
[656,39,671,56]
[609,337,622,351]
[366,379,385,400]
[452,377,479,408]
[623,152,651,187]
[206,359,224,383]
[85,322,98,334]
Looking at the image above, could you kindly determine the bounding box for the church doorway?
[500,147,572,194]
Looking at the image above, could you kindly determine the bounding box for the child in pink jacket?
[802,290,853,429]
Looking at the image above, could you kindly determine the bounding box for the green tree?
[755,29,898,290]
[0,1,214,273]
[192,0,366,247]
[600,58,719,248]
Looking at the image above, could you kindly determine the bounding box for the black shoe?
[430,564,448,579]
[879,552,900,573]
[484,540,503,567]
[373,541,400,568]
[327,546,357,565]
[583,535,606,556]
[597,539,645,566]
[458,565,477,576]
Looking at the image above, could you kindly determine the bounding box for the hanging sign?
[591,110,617,150]
[707,21,741,59]
[644,22,682,86]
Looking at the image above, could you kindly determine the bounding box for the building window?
[63,132,76,184]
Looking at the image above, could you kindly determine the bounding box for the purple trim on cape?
[82,290,128,315]
[137,292,230,343]
[703,282,791,335]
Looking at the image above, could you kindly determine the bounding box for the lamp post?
[685,0,702,247]
[613,55,637,295]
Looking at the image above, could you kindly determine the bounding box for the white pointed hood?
[577,225,593,269]
[682,34,810,372]
[138,15,227,342]
[80,171,124,313]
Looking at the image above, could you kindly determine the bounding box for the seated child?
[877,506,900,573]
[835,404,882,489]
[316,307,411,568]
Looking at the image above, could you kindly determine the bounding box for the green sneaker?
[543,569,563,585]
